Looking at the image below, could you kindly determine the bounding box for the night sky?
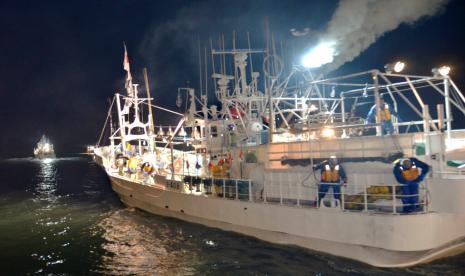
[1,0,464,158]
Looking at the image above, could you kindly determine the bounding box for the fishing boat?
[34,135,56,159]
[94,44,465,267]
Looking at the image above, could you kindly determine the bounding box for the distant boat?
[34,135,56,159]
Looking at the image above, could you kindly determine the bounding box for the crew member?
[366,98,399,135]
[141,162,155,184]
[127,155,138,180]
[314,156,347,206]
[393,158,430,213]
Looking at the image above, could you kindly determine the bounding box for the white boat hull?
[106,172,465,267]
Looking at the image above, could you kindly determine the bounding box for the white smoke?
[321,0,448,71]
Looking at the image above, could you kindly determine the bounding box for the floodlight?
[321,127,335,138]
[384,61,405,73]
[432,66,450,77]
[302,42,336,68]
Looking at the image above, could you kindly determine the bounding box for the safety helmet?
[329,155,338,165]
[400,158,412,169]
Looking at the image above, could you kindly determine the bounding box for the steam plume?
[323,0,448,71]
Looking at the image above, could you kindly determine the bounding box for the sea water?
[0,157,464,275]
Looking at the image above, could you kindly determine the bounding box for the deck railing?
[112,164,428,215]
[166,174,254,202]
[263,181,429,214]
[175,172,428,214]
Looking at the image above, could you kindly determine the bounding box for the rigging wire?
[97,96,116,147]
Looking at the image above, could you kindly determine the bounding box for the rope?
[300,156,319,188]
[141,102,184,117]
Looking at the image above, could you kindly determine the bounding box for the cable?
[97,96,116,147]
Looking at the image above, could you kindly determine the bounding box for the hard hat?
[329,155,338,164]
[401,158,412,169]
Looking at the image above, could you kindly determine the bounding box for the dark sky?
[1,0,464,158]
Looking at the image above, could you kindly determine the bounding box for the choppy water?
[0,157,464,275]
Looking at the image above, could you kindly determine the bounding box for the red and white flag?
[123,43,132,81]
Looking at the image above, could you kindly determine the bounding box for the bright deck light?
[302,42,336,68]
[321,127,335,138]
[384,61,405,73]
[393,61,405,73]
[432,66,451,77]
[438,66,451,76]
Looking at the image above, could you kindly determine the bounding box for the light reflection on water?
[0,157,114,274]
[31,159,72,272]
[97,209,198,275]
[33,159,58,204]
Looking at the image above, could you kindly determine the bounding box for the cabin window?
[211,126,218,137]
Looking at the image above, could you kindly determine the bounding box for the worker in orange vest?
[313,156,347,206]
[393,158,429,213]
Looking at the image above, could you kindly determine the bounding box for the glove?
[342,180,348,187]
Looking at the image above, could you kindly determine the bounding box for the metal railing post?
[264,172,269,203]
[235,180,239,200]
[364,183,368,212]
[424,180,428,212]
[223,179,226,199]
[392,184,397,214]
[341,185,345,211]
[248,180,253,202]
[211,178,214,195]
[316,184,320,208]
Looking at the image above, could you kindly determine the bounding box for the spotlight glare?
[302,42,336,68]
[432,66,451,77]
[384,61,405,73]
[393,61,405,73]
[321,127,336,138]
[439,66,451,76]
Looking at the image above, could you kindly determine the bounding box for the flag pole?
[143,68,155,136]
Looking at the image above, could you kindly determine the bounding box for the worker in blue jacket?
[393,158,430,213]
[366,98,399,135]
[314,156,347,206]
